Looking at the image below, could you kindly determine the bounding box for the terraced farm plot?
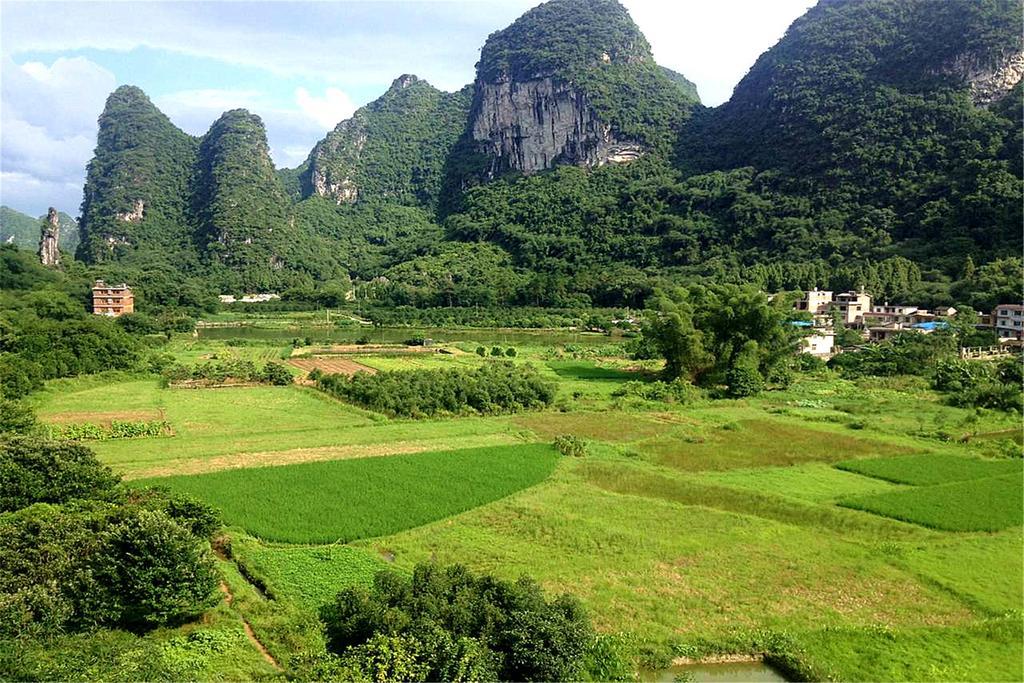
[231,538,388,608]
[287,356,376,376]
[840,474,1023,531]
[136,444,560,543]
[700,463,907,503]
[836,453,1023,485]
[642,419,914,471]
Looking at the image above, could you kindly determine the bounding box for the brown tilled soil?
[291,344,436,356]
[287,356,377,375]
[123,434,518,479]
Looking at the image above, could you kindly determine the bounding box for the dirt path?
[125,434,518,479]
[218,579,283,672]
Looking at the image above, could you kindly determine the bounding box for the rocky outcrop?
[943,49,1024,106]
[38,207,60,266]
[470,76,644,176]
[308,119,365,205]
[116,199,145,222]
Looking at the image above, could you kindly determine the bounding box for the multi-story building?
[801,330,835,357]
[832,290,872,326]
[92,280,134,317]
[993,304,1024,341]
[794,289,833,315]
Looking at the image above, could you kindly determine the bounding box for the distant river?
[196,325,622,347]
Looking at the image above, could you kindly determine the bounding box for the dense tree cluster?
[639,284,801,396]
[316,362,555,417]
[0,437,219,639]
[161,359,292,386]
[320,563,600,681]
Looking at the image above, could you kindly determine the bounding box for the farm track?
[125,433,521,479]
[214,549,283,673]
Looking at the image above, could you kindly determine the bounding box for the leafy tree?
[0,436,119,512]
[322,563,594,681]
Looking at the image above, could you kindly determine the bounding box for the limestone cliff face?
[38,207,60,266]
[308,117,366,205]
[943,49,1024,106]
[470,76,643,176]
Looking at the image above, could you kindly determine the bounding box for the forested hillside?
[64,0,1022,310]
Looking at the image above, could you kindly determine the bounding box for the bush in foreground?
[321,563,600,681]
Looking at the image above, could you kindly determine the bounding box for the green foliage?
[840,474,1022,531]
[611,378,704,404]
[0,436,119,512]
[836,454,1022,486]
[302,77,472,209]
[162,359,292,386]
[322,562,594,682]
[0,438,220,637]
[77,86,200,267]
[43,420,172,441]
[0,397,36,435]
[316,362,555,418]
[554,434,588,458]
[828,332,956,377]
[641,283,799,392]
[134,445,559,544]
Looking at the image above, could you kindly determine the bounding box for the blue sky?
[0,0,814,217]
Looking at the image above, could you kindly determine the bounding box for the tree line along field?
[25,331,1024,682]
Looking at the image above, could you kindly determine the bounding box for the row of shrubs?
[42,420,172,441]
[932,357,1023,412]
[315,362,555,418]
[611,378,706,404]
[475,346,517,357]
[161,360,292,387]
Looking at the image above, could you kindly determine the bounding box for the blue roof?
[789,320,814,327]
[912,321,950,330]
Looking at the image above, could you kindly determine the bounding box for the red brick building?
[92,280,134,317]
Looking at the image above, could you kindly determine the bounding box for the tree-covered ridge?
[477,0,651,82]
[302,76,472,209]
[680,0,1024,268]
[0,207,79,253]
[191,109,302,290]
[660,66,700,103]
[77,86,199,266]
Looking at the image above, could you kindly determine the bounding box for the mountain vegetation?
[47,0,1023,314]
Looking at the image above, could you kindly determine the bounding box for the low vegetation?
[837,454,1023,486]
[315,362,555,417]
[136,444,559,543]
[162,359,293,387]
[840,474,1023,532]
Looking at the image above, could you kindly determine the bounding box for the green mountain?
[680,0,1023,268]
[192,109,298,289]
[77,85,199,266]
[300,75,472,209]
[464,0,698,180]
[0,207,79,254]
[70,0,1022,309]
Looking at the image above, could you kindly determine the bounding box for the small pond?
[641,660,788,683]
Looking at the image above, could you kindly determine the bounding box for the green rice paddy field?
[32,334,1024,681]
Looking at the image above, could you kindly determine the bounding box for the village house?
[993,304,1024,341]
[801,329,836,358]
[832,290,872,326]
[92,280,134,317]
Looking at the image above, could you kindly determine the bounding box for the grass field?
[840,474,1023,531]
[136,444,560,543]
[836,453,1023,485]
[26,327,1024,681]
[230,537,388,609]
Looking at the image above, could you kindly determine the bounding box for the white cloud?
[0,55,114,214]
[295,87,357,130]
